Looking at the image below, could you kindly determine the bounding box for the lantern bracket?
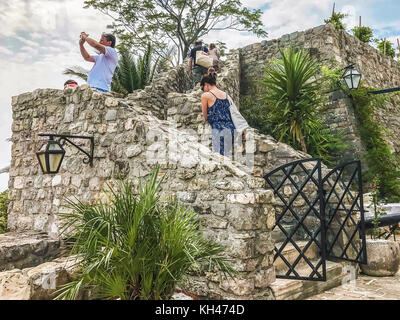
[38,133,94,167]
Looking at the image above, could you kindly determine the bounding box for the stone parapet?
[239,23,400,160]
[8,84,285,299]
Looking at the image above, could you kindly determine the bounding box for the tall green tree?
[0,190,8,234]
[83,0,267,64]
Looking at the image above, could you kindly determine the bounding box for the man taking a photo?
[79,32,118,92]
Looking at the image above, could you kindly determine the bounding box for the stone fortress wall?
[240,23,400,161]
[4,23,400,299]
[8,84,308,299]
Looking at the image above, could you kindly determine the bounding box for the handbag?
[195,49,213,68]
[227,94,249,132]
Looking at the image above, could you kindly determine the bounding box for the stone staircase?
[0,232,78,300]
[270,241,356,300]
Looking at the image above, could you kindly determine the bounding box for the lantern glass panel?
[49,153,63,172]
[37,153,47,173]
[352,74,361,89]
[344,76,353,90]
[47,141,64,173]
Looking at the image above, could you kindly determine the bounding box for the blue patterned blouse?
[206,91,236,156]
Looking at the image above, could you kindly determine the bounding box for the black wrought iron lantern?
[342,65,362,90]
[36,138,66,174]
[36,133,94,174]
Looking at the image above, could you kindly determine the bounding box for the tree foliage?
[352,26,374,43]
[324,12,348,30]
[348,85,400,200]
[376,39,396,58]
[55,168,234,300]
[83,0,267,64]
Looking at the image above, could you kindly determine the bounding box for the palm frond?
[62,66,89,81]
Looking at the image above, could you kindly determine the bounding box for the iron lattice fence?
[264,159,367,281]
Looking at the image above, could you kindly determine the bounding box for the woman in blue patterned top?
[200,68,236,157]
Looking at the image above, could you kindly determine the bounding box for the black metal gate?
[264,159,367,281]
[322,161,367,264]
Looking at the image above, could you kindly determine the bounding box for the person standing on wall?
[79,32,119,93]
[209,43,221,73]
[189,40,209,86]
[200,68,235,157]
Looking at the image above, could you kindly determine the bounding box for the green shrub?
[324,12,348,30]
[55,168,234,300]
[0,190,8,234]
[376,39,396,58]
[349,85,400,201]
[352,26,374,43]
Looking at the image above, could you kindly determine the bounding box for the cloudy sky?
[1,0,399,191]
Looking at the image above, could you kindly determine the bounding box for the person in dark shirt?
[189,40,209,86]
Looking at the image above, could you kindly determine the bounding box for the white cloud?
[259,0,332,39]
[0,47,13,55]
[243,0,268,8]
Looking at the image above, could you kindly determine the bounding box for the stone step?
[274,241,320,274]
[0,256,80,300]
[270,260,354,300]
[0,232,62,272]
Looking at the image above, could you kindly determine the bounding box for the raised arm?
[79,37,95,63]
[81,32,106,55]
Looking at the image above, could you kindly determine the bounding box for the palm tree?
[63,44,162,95]
[55,167,234,300]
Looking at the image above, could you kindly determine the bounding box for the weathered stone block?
[227,193,255,204]
[254,268,276,288]
[219,277,255,296]
[176,191,197,203]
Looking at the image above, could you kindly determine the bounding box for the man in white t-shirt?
[79,32,119,92]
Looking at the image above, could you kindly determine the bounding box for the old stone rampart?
[240,23,400,159]
[4,24,384,299]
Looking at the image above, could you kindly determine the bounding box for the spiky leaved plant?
[261,48,346,166]
[55,168,234,300]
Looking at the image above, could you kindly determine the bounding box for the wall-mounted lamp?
[36,133,94,174]
[342,64,362,90]
[341,63,400,95]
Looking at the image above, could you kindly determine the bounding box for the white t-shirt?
[87,46,119,92]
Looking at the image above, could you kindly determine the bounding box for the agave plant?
[262,48,323,153]
[63,44,161,95]
[55,168,234,300]
[261,48,346,165]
